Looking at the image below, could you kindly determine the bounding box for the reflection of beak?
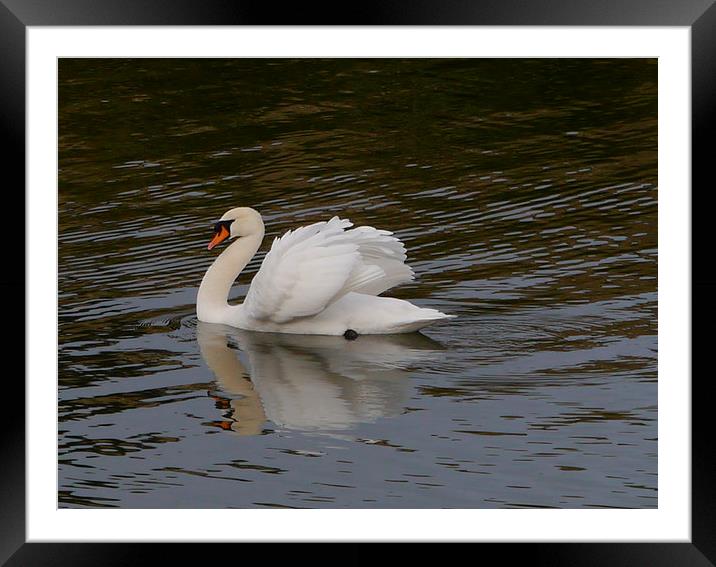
[208,226,230,250]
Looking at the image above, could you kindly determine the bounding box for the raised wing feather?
[243,217,415,323]
[337,225,414,297]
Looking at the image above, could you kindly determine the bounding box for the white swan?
[196,207,454,336]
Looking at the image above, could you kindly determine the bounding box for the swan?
[196,207,454,336]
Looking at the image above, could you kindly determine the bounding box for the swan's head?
[207,207,264,250]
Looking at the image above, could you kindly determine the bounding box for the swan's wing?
[243,217,414,323]
[339,225,414,297]
[244,217,357,323]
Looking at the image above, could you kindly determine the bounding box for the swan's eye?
[213,220,234,234]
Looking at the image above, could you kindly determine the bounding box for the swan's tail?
[390,309,456,334]
[339,293,455,335]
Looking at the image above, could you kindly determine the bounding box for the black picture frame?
[4,0,712,563]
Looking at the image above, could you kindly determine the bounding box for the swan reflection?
[197,322,444,434]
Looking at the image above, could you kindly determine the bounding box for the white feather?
[244,216,415,324]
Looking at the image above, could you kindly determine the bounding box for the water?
[58,59,657,508]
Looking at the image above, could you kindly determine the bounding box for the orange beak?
[208,225,230,250]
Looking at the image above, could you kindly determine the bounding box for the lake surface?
[58,59,657,509]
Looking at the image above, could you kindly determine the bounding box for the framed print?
[4,0,713,563]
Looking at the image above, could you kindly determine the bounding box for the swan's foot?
[343,329,359,340]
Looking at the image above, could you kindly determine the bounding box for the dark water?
[58,59,657,509]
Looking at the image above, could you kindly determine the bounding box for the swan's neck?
[197,228,264,324]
